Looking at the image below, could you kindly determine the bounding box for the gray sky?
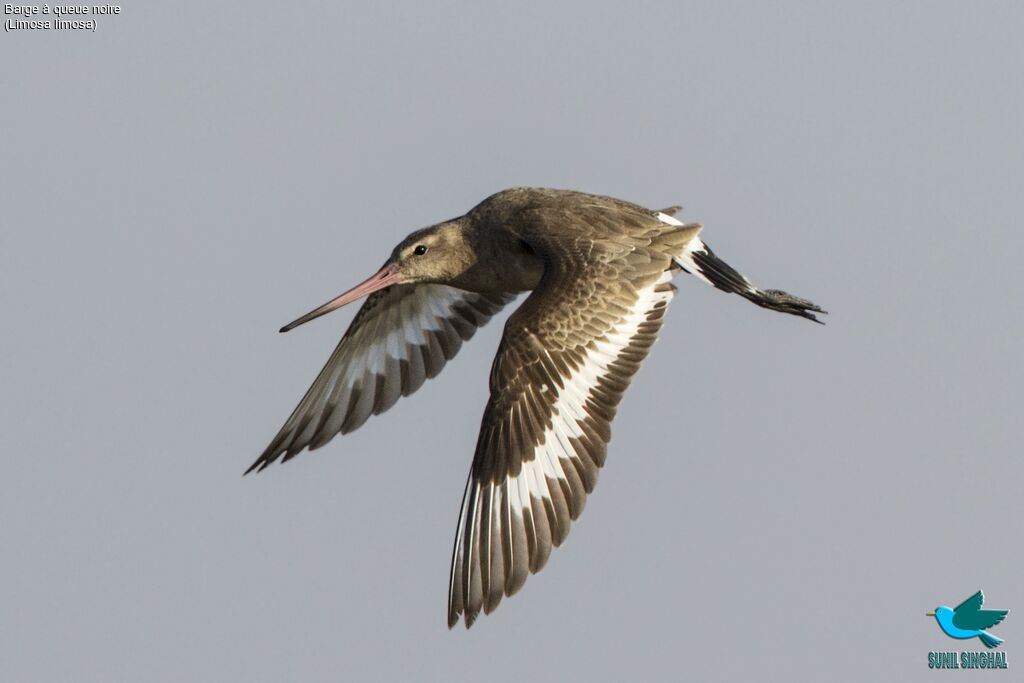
[3,2,1022,681]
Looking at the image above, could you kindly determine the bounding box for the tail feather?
[674,239,826,324]
[978,631,1003,649]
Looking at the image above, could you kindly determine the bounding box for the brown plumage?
[247,187,825,628]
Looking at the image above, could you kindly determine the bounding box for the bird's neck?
[450,230,544,294]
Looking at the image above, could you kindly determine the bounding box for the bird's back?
[469,187,699,269]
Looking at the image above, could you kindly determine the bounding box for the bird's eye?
[413,245,428,256]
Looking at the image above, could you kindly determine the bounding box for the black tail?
[675,241,826,324]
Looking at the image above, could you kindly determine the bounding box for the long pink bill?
[279,263,401,333]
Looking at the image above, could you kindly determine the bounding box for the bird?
[928,591,1008,648]
[246,187,825,628]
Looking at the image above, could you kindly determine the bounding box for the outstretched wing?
[447,209,696,627]
[248,284,514,473]
[953,590,1009,631]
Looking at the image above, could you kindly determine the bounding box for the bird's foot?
[745,288,828,324]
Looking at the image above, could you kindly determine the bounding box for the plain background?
[3,2,1022,681]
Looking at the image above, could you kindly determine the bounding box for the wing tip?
[446,608,479,630]
[242,455,273,476]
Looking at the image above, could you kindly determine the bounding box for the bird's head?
[387,222,477,284]
[927,606,953,621]
[278,221,475,332]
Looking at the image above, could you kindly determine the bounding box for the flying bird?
[928,591,1008,648]
[247,187,825,627]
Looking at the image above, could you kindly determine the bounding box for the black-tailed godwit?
[247,188,825,627]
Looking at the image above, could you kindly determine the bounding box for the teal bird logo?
[928,590,1008,649]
